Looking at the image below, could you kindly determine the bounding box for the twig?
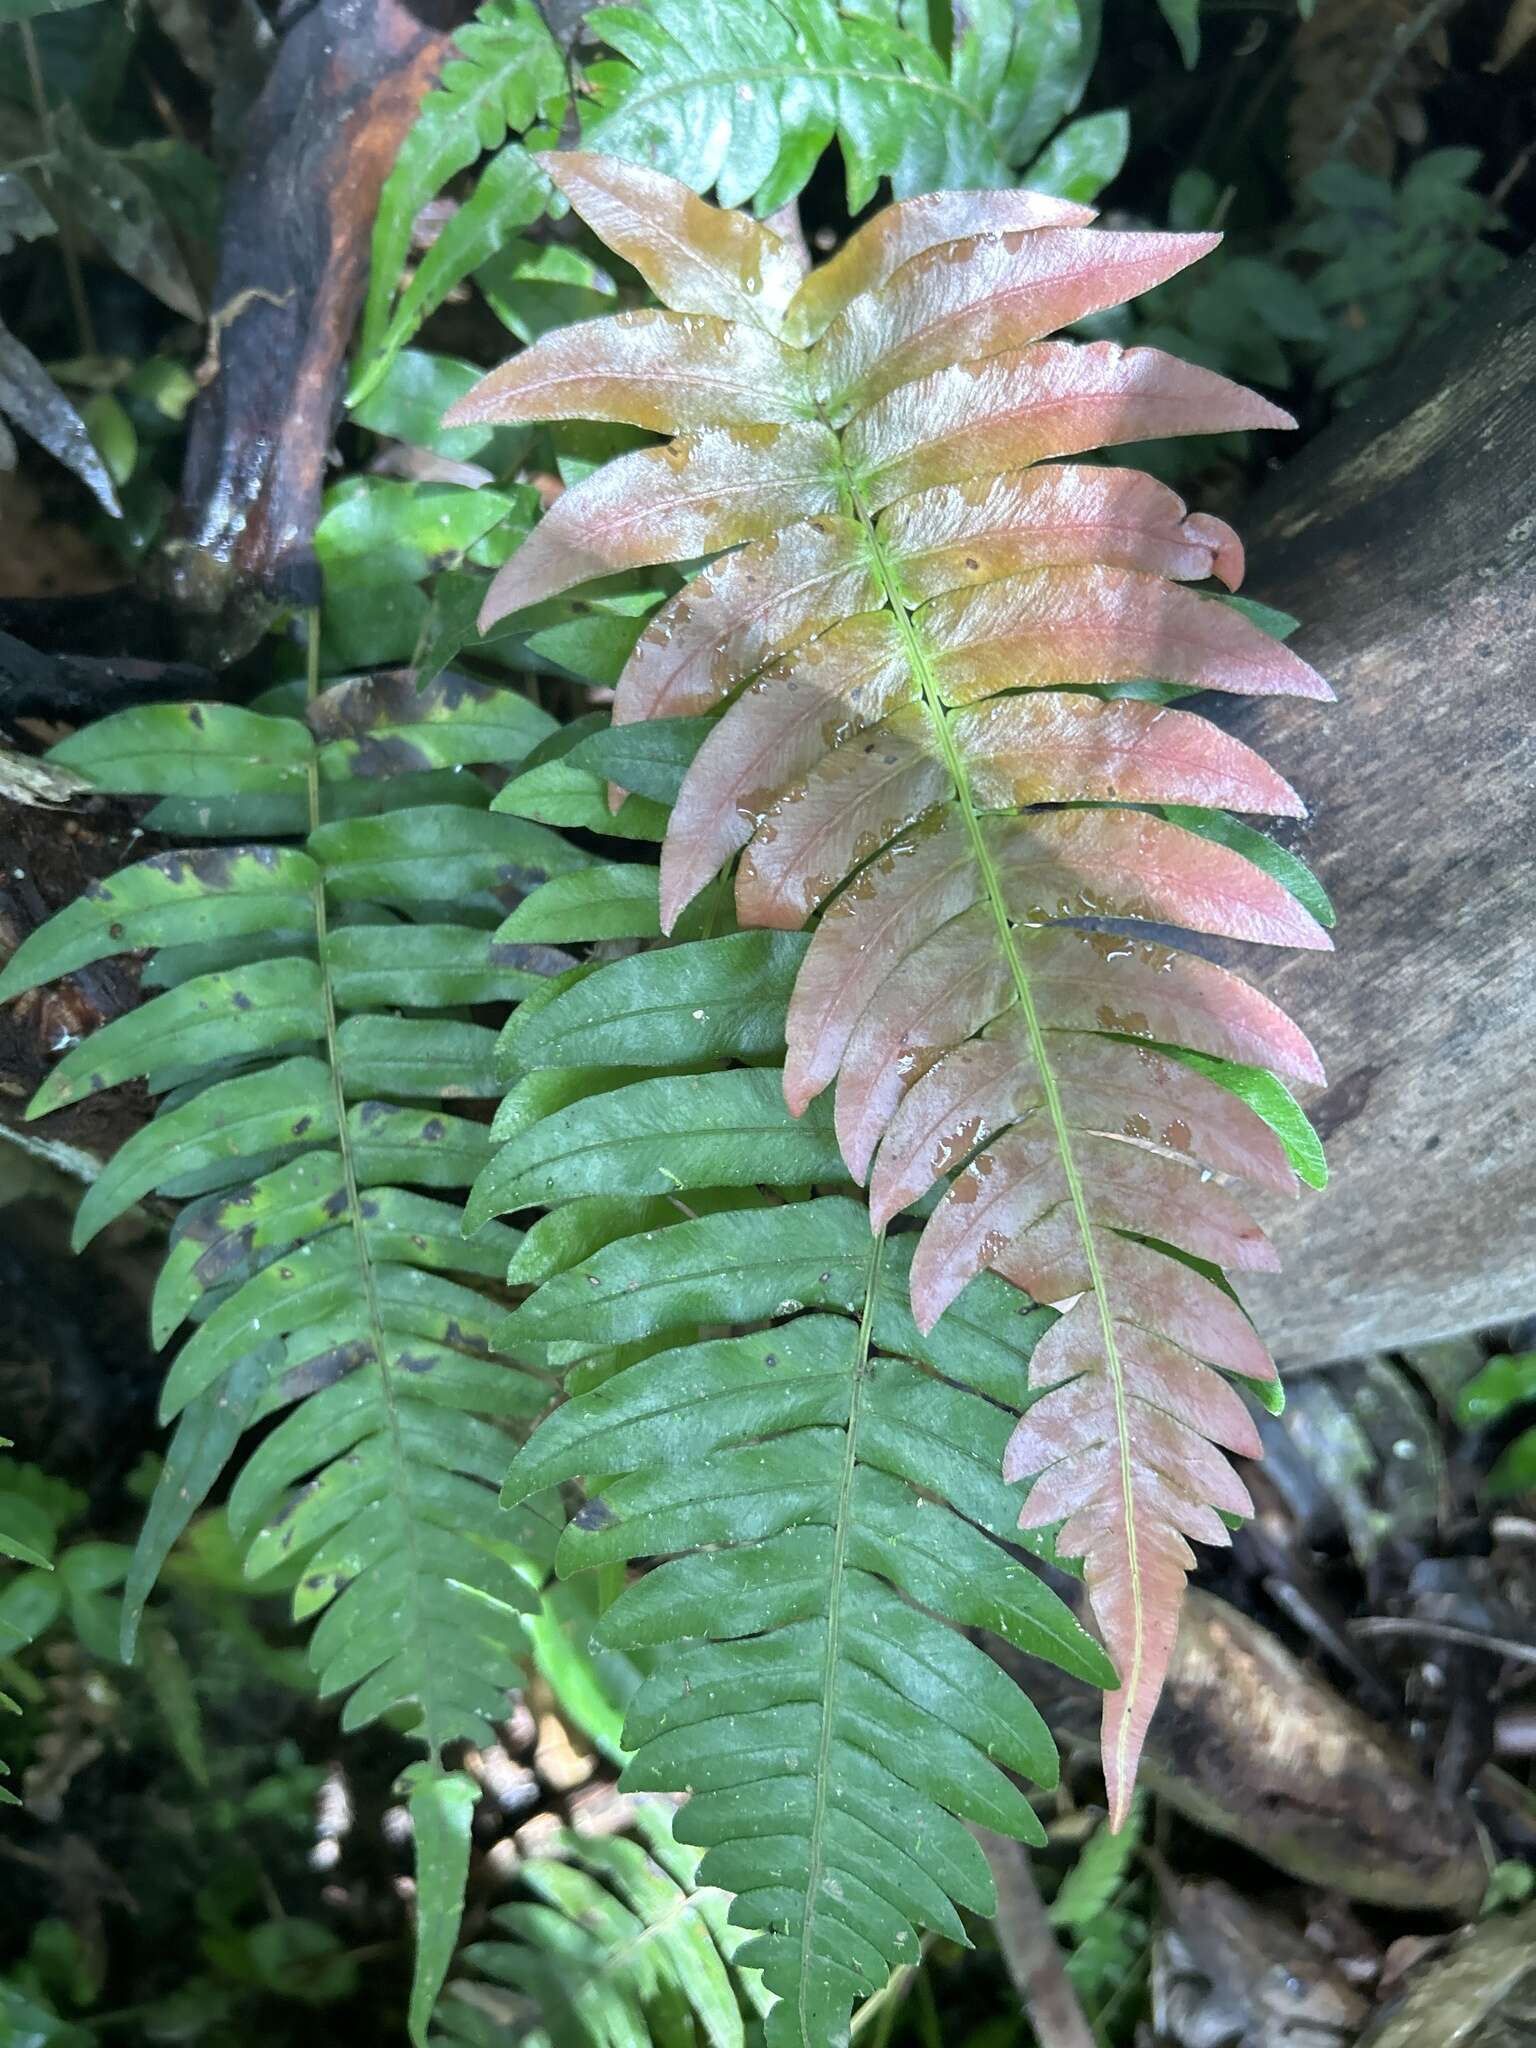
[194,284,296,389]
[913,1958,943,2048]
[851,1947,927,2042]
[0,630,210,720]
[1491,140,1535,211]
[1330,0,1459,163]
[18,21,95,356]
[1351,1616,1536,1668]
[974,1829,1096,2048]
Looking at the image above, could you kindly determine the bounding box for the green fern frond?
[0,1441,54,1806]
[1050,1797,1144,1936]
[0,669,565,1760]
[434,1803,771,2048]
[1457,1351,1536,1497]
[352,0,1126,409]
[352,0,566,405]
[500,1197,1111,2042]
[470,810,1115,2042]
[581,0,1112,213]
[0,1449,69,1574]
[1049,1801,1148,2019]
[0,1451,135,1807]
[0,660,588,2029]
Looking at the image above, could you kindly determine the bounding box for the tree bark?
[1216,251,1536,1362]
[975,1831,1096,2048]
[158,0,465,663]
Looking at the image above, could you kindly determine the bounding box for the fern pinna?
[432,1798,774,2046]
[456,152,1331,1871]
[0,668,578,2031]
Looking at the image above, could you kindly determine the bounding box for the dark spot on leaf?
[437,671,490,712]
[573,1496,616,1531]
[108,921,125,939]
[396,1351,436,1374]
[278,1339,373,1401]
[187,705,205,729]
[348,733,434,779]
[270,1478,321,1528]
[191,1219,258,1289]
[153,848,245,891]
[293,1115,313,1136]
[323,1187,350,1218]
[489,941,578,975]
[307,671,409,741]
[422,1118,445,1141]
[496,862,546,893]
[307,668,495,752]
[232,990,253,1010]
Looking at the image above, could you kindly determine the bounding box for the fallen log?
[998,1590,1490,1915]
[1219,251,1536,1362]
[1358,1904,1536,2046]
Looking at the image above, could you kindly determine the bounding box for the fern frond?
[580,0,1109,214]
[0,1458,138,1812]
[351,0,566,405]
[470,900,1111,2043]
[461,155,1332,1842]
[1458,1351,1536,1498]
[1050,1799,1149,2019]
[0,1444,60,1807]
[0,670,566,1756]
[0,666,584,2031]
[1050,1797,1144,1936]
[434,1802,771,2047]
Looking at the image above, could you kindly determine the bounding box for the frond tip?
[464,154,1331,1829]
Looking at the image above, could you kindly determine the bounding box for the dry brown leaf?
[1491,0,1536,71]
[1289,0,1453,186]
